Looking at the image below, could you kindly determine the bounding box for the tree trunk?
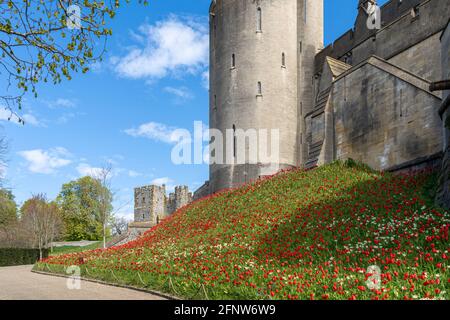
[103,223,106,249]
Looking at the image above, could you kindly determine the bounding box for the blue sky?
[0,0,388,220]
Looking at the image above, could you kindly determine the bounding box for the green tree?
[20,194,63,258]
[0,0,147,120]
[0,135,6,186]
[94,164,114,248]
[57,176,112,241]
[0,188,17,226]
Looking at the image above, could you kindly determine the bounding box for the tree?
[21,194,63,258]
[0,188,17,226]
[111,216,128,236]
[94,164,113,248]
[0,135,6,186]
[0,0,147,120]
[57,175,111,241]
[0,188,17,247]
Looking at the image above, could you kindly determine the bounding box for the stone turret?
[133,185,166,225]
[209,0,324,194]
[167,186,193,214]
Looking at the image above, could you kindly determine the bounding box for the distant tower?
[134,185,166,225]
[209,0,324,193]
[167,186,193,214]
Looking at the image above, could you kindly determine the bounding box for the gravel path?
[0,265,166,300]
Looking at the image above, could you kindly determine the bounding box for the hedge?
[0,248,49,267]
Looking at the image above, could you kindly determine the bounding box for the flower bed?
[35,161,450,300]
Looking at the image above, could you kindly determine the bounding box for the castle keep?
[129,185,192,232]
[197,0,450,197]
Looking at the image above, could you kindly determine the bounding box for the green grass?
[49,242,102,256]
[49,237,113,256]
[35,161,450,300]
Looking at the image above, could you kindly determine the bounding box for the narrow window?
[299,41,302,53]
[211,14,217,44]
[233,125,237,158]
[411,6,420,18]
[282,52,286,67]
[257,82,262,95]
[142,214,145,219]
[214,94,217,109]
[232,54,236,68]
[256,7,262,32]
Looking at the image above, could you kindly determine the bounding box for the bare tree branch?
[0,0,148,122]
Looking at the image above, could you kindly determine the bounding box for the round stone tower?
[209,0,323,193]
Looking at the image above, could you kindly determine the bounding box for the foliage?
[20,194,63,258]
[57,176,112,241]
[0,188,17,225]
[0,247,48,266]
[36,162,450,300]
[0,134,6,186]
[0,0,147,119]
[111,216,128,236]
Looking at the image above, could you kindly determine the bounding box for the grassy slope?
[35,161,450,300]
[49,242,102,256]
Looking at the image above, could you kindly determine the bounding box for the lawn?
[34,160,450,300]
[49,242,103,256]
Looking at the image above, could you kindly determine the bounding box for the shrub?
[0,248,48,267]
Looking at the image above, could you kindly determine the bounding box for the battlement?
[133,184,192,226]
[167,186,193,215]
[315,0,450,74]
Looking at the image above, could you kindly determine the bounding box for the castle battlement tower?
[209,0,324,193]
[134,185,166,224]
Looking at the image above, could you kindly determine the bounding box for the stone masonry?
[198,0,450,198]
[108,185,193,247]
[133,184,192,226]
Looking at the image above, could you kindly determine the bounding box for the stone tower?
[167,186,193,214]
[134,185,166,225]
[209,0,323,193]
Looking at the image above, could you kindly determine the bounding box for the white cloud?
[151,177,176,192]
[128,170,142,178]
[112,16,209,81]
[76,163,104,177]
[76,162,124,178]
[18,148,72,174]
[151,177,173,185]
[201,71,209,90]
[22,114,41,126]
[46,98,76,108]
[164,86,194,100]
[124,121,185,144]
[0,108,42,127]
[114,202,134,220]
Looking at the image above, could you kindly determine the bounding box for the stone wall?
[315,0,450,75]
[193,181,210,201]
[435,21,450,208]
[331,57,442,170]
[166,186,192,214]
[134,185,166,225]
[209,0,323,194]
[388,32,442,82]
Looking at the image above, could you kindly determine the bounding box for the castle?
[192,0,450,199]
[122,185,192,241]
[118,0,449,246]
